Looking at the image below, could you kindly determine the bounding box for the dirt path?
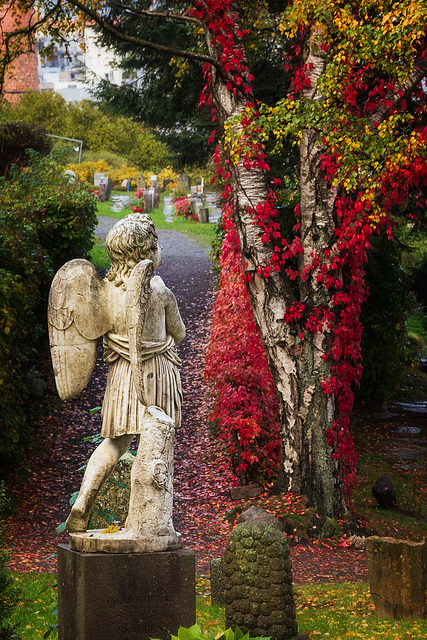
[4,217,369,583]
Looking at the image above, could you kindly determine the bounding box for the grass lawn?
[9,573,427,639]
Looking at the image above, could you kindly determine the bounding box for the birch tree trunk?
[207,20,341,516]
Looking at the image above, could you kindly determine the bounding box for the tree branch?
[106,0,201,26]
[66,0,224,73]
[371,54,427,125]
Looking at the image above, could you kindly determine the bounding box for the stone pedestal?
[57,545,196,640]
[366,536,427,619]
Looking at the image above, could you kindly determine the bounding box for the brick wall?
[1,6,39,103]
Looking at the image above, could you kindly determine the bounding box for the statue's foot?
[65,509,88,533]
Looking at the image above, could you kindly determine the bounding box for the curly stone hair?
[105,213,158,287]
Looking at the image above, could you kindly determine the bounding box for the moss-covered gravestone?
[223,522,299,640]
[366,536,427,619]
[89,451,134,529]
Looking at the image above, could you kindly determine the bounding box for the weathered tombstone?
[48,213,194,639]
[199,207,209,224]
[237,506,283,531]
[137,173,146,191]
[366,536,427,619]
[150,175,157,189]
[177,173,191,191]
[223,522,300,640]
[210,557,225,606]
[94,172,107,187]
[372,476,398,509]
[105,178,113,202]
[229,484,262,500]
[89,451,134,529]
[121,178,128,188]
[98,181,106,203]
[144,189,153,213]
[153,192,160,209]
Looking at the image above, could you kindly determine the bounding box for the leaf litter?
[3,234,369,584]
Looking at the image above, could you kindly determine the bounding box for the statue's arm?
[165,290,186,343]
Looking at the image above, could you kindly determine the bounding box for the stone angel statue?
[48,213,185,553]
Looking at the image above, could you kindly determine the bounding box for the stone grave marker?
[98,181,106,203]
[223,521,304,640]
[178,173,191,191]
[94,172,107,187]
[199,207,209,223]
[137,173,146,191]
[105,178,113,202]
[210,557,225,606]
[366,536,427,619]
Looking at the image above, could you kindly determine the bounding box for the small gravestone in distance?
[210,557,225,606]
[178,173,191,191]
[366,536,427,619]
[98,181,106,203]
[223,521,303,640]
[137,173,146,191]
[94,172,107,187]
[105,178,113,202]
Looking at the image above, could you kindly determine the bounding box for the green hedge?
[0,150,97,465]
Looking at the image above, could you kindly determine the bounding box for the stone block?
[229,484,262,500]
[366,536,427,619]
[210,557,225,606]
[199,208,209,223]
[57,544,196,640]
[224,522,298,640]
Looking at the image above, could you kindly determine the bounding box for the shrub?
[0,482,20,639]
[174,196,198,220]
[65,159,140,188]
[205,212,280,486]
[0,149,97,464]
[0,121,51,178]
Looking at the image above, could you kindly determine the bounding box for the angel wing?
[48,259,110,401]
[126,259,154,406]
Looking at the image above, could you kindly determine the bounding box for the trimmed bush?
[0,150,97,465]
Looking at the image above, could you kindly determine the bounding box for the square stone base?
[57,544,196,640]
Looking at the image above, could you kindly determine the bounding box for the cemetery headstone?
[105,178,113,202]
[144,189,153,213]
[98,182,106,203]
[198,207,209,224]
[137,173,146,191]
[177,173,191,191]
[150,175,157,189]
[89,451,134,529]
[94,172,107,187]
[210,557,225,606]
[153,192,160,209]
[366,536,427,619]
[223,521,300,640]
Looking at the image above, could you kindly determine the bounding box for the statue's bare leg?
[66,434,134,533]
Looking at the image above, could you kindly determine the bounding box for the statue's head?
[105,213,159,287]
